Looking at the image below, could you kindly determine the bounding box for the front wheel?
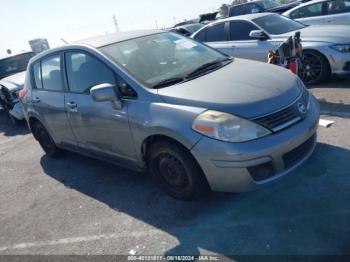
[33,122,62,158]
[301,50,330,85]
[147,140,210,201]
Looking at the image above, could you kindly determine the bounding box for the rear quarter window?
[32,62,43,89]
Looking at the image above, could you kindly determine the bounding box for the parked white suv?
[283,0,350,25]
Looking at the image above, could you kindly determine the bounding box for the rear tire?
[33,122,62,158]
[301,50,330,85]
[147,140,210,201]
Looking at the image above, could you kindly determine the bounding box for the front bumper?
[191,95,320,192]
[323,46,350,76]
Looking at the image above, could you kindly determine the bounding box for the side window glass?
[290,10,300,19]
[206,23,226,42]
[328,0,350,14]
[298,3,323,18]
[246,3,263,13]
[230,21,258,41]
[194,29,206,42]
[230,5,245,16]
[33,62,43,89]
[41,55,63,91]
[65,52,116,94]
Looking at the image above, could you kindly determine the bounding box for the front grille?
[283,135,315,169]
[253,89,309,132]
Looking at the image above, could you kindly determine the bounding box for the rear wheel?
[147,140,210,201]
[33,122,62,158]
[301,50,330,85]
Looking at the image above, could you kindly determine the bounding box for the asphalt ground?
[0,77,349,257]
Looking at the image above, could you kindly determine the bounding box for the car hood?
[0,71,26,92]
[278,25,350,44]
[157,59,302,119]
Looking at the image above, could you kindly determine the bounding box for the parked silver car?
[22,30,319,200]
[192,13,350,84]
[283,0,350,26]
[0,51,35,124]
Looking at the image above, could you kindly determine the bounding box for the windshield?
[0,52,35,79]
[260,0,281,9]
[184,24,205,34]
[253,14,305,35]
[99,32,227,88]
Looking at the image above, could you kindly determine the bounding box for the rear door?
[325,0,350,25]
[31,54,76,145]
[63,50,136,164]
[291,2,326,25]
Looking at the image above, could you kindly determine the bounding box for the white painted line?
[0,229,165,252]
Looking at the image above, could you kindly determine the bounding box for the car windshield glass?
[253,14,305,35]
[99,32,227,88]
[0,52,35,79]
[260,0,281,9]
[184,24,204,34]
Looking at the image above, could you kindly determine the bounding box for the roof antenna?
[61,38,69,44]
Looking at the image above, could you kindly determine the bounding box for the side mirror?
[249,30,268,40]
[90,83,123,110]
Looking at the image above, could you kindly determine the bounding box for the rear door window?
[206,23,226,42]
[327,0,350,14]
[41,55,64,91]
[292,2,324,18]
[32,62,43,89]
[246,3,264,13]
[230,5,246,16]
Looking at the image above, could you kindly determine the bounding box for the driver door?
[63,50,136,165]
[227,21,277,62]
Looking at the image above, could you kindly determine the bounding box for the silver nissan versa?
[22,30,320,200]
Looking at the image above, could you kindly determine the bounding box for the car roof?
[75,29,164,48]
[209,12,273,25]
[283,0,325,14]
[230,0,263,7]
[0,50,35,61]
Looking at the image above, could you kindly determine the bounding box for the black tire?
[301,50,330,85]
[147,140,210,201]
[33,122,62,158]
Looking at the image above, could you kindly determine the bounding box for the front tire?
[147,140,210,201]
[301,50,330,85]
[33,122,62,158]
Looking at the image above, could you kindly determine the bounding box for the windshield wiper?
[185,57,232,79]
[152,77,185,89]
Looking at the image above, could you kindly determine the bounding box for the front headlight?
[192,110,271,142]
[330,44,350,53]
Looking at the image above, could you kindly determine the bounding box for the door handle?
[32,97,41,103]
[66,102,77,110]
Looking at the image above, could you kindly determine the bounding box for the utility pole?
[112,14,119,33]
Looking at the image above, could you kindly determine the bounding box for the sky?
[1,0,228,55]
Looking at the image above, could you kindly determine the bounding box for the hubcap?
[301,54,322,83]
[157,153,189,188]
